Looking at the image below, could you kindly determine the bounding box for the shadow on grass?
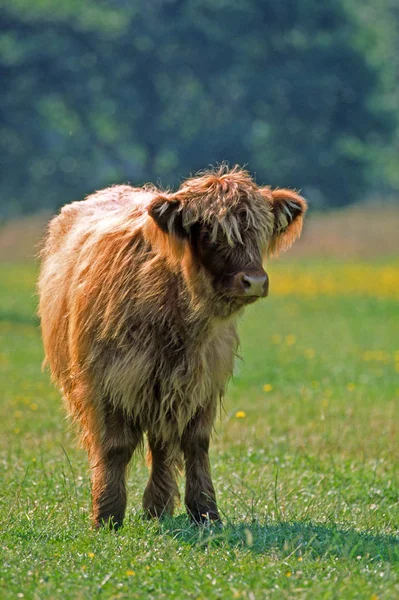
[160,516,399,563]
[7,512,399,565]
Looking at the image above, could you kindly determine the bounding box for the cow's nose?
[240,273,269,297]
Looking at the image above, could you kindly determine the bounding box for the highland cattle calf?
[38,166,306,528]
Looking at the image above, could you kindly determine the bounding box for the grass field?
[0,254,398,599]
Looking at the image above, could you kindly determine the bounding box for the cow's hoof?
[187,507,222,526]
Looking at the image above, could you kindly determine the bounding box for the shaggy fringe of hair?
[175,165,274,250]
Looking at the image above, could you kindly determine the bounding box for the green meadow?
[0,259,398,599]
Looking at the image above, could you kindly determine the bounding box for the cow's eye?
[201,231,216,247]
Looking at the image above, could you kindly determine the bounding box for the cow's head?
[147,167,306,315]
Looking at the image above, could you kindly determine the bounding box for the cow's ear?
[147,196,188,239]
[267,189,307,256]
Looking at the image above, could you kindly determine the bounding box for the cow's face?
[189,220,269,308]
[148,169,306,315]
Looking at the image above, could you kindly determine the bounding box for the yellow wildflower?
[272,264,399,300]
[235,410,246,419]
[263,384,273,392]
[126,570,135,576]
[87,552,95,559]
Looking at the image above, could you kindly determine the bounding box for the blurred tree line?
[0,0,398,218]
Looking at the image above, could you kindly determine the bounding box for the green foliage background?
[1,0,398,217]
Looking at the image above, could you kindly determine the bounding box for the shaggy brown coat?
[38,166,306,527]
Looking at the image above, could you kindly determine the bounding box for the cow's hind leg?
[143,433,180,518]
[181,403,221,524]
[90,407,142,529]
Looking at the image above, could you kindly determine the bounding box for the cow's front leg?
[143,433,180,518]
[90,407,142,529]
[181,403,221,524]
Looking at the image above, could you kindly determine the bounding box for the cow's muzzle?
[233,271,269,297]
